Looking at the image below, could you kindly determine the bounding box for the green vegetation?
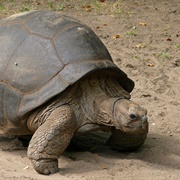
[126,30,137,36]
[126,26,137,36]
[20,4,34,12]
[174,44,180,50]
[0,0,126,18]
[157,51,172,60]
[79,0,123,15]
[0,2,5,11]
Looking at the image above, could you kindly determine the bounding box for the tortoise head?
[113,99,148,133]
[98,98,148,134]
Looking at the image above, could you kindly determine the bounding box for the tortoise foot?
[31,159,59,175]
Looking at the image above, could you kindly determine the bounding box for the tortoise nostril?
[129,114,137,120]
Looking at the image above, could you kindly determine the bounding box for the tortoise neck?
[80,84,107,123]
[78,75,115,124]
[94,96,122,126]
[79,74,129,122]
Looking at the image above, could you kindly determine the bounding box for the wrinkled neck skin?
[76,74,148,134]
[74,74,132,133]
[99,98,148,133]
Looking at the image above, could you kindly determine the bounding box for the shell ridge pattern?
[62,59,114,66]
[21,10,42,24]
[16,16,65,67]
[52,23,86,66]
[22,11,81,39]
[51,39,64,65]
[17,31,65,66]
[1,32,30,83]
[0,82,23,127]
[22,23,54,40]
[2,33,64,93]
[23,60,119,94]
[0,11,40,27]
[19,60,123,117]
[0,83,6,126]
[20,11,45,34]
[18,74,70,118]
[0,80,24,94]
[52,22,84,39]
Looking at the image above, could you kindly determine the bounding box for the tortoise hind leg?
[27,105,77,175]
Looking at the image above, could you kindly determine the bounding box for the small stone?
[23,166,29,170]
[173,59,180,67]
[101,164,108,169]
[126,64,134,68]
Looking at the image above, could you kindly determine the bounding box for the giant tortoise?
[0,10,148,175]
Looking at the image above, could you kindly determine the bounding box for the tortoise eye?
[129,114,137,120]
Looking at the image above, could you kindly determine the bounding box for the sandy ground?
[0,0,180,179]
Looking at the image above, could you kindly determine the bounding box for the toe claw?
[31,159,59,175]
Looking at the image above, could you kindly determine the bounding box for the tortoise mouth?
[108,127,148,151]
[120,120,149,134]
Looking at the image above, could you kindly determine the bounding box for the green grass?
[48,2,54,10]
[20,5,34,12]
[0,0,127,19]
[126,30,137,36]
[174,44,180,50]
[78,0,123,15]
[157,51,172,60]
[57,4,64,11]
[0,3,5,11]
[126,26,137,36]
[9,0,14,4]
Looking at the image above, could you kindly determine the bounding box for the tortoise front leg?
[107,127,148,151]
[27,105,77,175]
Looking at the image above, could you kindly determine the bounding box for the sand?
[0,0,179,179]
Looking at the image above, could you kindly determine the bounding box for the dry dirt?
[0,0,180,179]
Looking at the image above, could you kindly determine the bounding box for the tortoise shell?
[0,11,134,134]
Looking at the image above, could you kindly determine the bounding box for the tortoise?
[0,10,148,175]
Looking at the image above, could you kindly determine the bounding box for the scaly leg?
[27,105,77,175]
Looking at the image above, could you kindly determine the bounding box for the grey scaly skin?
[27,106,76,174]
[27,75,148,175]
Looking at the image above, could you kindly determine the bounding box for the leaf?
[148,63,155,67]
[167,38,172,41]
[112,35,121,39]
[100,164,108,169]
[135,44,142,48]
[135,44,147,48]
[81,5,92,12]
[139,22,147,26]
